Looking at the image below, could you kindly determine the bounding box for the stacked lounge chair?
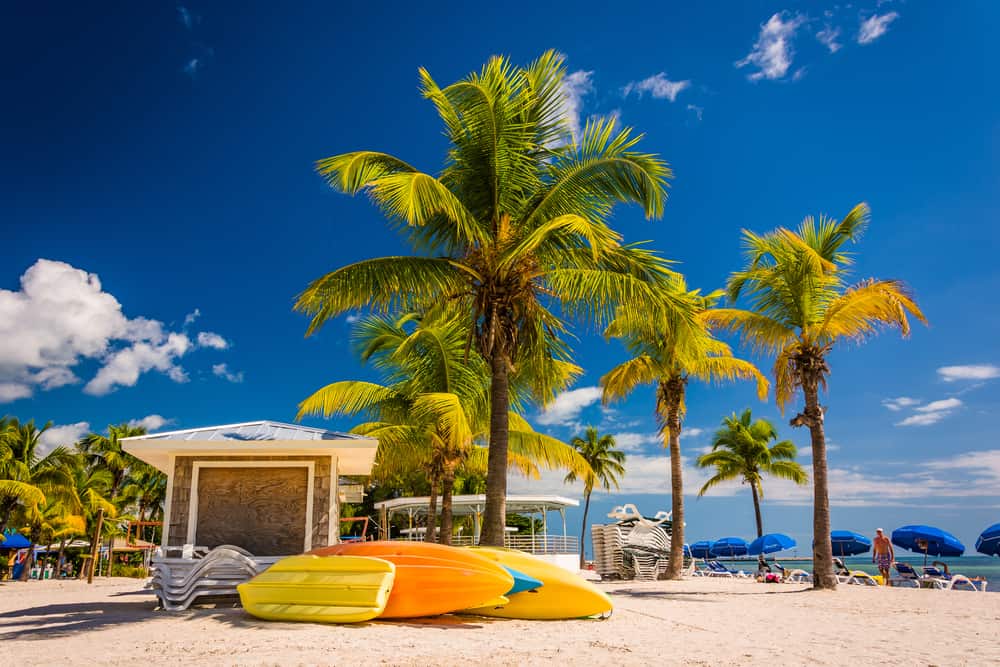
[591,504,677,581]
[150,545,280,610]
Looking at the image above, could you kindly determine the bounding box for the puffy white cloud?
[0,259,230,401]
[38,421,90,455]
[558,69,595,142]
[536,386,603,426]
[196,331,229,350]
[881,396,920,411]
[857,12,899,45]
[612,432,662,452]
[816,25,842,52]
[127,414,172,432]
[623,73,690,102]
[736,12,806,81]
[938,364,1000,382]
[212,363,244,383]
[896,397,962,427]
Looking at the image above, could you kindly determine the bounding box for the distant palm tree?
[696,409,807,539]
[295,51,674,545]
[565,427,625,569]
[710,202,926,589]
[78,424,147,497]
[0,417,46,535]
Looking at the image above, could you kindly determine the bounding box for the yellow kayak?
[462,547,613,620]
[238,554,395,624]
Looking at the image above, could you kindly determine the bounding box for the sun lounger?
[150,545,279,610]
[704,560,750,578]
[889,562,922,588]
[921,565,985,592]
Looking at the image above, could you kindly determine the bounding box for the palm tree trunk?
[57,538,66,575]
[20,532,38,581]
[481,351,510,547]
[424,477,439,543]
[750,483,764,538]
[439,474,455,546]
[579,489,591,570]
[797,372,837,590]
[664,380,686,580]
[87,508,104,584]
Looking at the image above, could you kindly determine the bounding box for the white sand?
[3,576,998,666]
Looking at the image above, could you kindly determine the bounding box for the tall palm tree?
[0,417,47,535]
[118,464,166,541]
[294,51,674,545]
[565,427,625,569]
[602,283,768,578]
[78,424,147,498]
[709,202,926,589]
[696,409,807,539]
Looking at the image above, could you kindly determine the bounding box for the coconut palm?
[118,464,166,541]
[709,202,926,589]
[696,409,808,540]
[294,51,675,545]
[564,427,625,569]
[602,283,769,578]
[298,308,592,545]
[0,417,47,535]
[78,424,147,498]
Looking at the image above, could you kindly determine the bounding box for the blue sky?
[3,2,999,554]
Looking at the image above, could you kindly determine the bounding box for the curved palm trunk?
[664,380,686,580]
[481,352,510,547]
[439,474,455,546]
[579,488,592,570]
[796,372,837,590]
[424,477,440,543]
[57,539,67,575]
[750,483,764,538]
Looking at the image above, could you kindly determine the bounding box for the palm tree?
[564,427,625,569]
[709,202,926,589]
[602,282,768,578]
[78,423,147,498]
[118,464,165,542]
[696,409,807,540]
[294,51,674,545]
[0,417,47,535]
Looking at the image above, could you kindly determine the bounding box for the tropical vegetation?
[565,427,625,569]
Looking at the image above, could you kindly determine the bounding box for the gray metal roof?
[119,420,363,442]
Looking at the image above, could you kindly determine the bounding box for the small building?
[121,421,378,556]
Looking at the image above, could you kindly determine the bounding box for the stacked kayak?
[237,542,612,624]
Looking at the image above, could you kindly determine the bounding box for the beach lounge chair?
[772,561,811,583]
[704,560,750,578]
[150,545,280,610]
[889,562,921,588]
[921,564,985,592]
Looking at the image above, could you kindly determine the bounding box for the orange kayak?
[310,542,513,618]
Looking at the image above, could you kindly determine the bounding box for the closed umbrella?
[975,523,1000,557]
[710,537,749,558]
[690,540,714,559]
[830,530,871,557]
[748,533,796,556]
[891,525,965,565]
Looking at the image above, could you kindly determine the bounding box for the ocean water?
[763,555,1000,591]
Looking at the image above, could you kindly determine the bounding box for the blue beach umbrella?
[0,531,31,549]
[975,523,1000,557]
[891,525,965,564]
[830,530,872,557]
[689,541,714,559]
[748,533,796,556]
[710,537,749,558]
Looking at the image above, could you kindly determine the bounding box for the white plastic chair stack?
[592,524,631,580]
[613,505,674,582]
[150,544,280,610]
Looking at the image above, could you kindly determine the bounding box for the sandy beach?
[3,576,998,666]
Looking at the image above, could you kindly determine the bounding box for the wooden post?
[87,508,104,585]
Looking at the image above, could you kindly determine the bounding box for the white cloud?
[183,308,201,326]
[816,25,842,52]
[177,6,194,30]
[345,313,361,324]
[896,397,962,427]
[38,421,90,455]
[196,331,229,350]
[212,363,244,383]
[881,396,920,411]
[536,386,603,426]
[558,69,594,142]
[612,432,662,452]
[84,333,192,395]
[127,414,172,432]
[684,427,705,438]
[623,73,691,102]
[915,398,962,413]
[686,104,703,121]
[938,364,1000,382]
[857,12,899,45]
[0,383,33,402]
[183,58,203,78]
[736,12,806,81]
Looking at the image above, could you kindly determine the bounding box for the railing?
[393,533,578,555]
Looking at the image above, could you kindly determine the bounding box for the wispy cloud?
[177,6,194,30]
[736,12,806,81]
[38,421,90,455]
[611,432,661,452]
[686,104,704,121]
[183,308,201,326]
[183,58,203,78]
[345,313,361,324]
[938,364,1000,382]
[816,25,842,53]
[128,414,173,432]
[857,12,900,45]
[623,73,691,102]
[881,396,920,411]
[536,386,602,426]
[896,397,962,427]
[559,69,594,142]
[212,363,244,384]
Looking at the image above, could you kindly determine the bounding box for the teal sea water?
[751,555,1000,592]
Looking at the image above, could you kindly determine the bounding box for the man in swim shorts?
[873,528,894,585]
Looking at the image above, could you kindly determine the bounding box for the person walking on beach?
[873,528,894,585]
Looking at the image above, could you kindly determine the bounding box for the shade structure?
[689,540,713,559]
[891,525,964,558]
[975,523,1000,557]
[748,533,796,556]
[0,531,31,549]
[831,530,872,556]
[710,537,749,557]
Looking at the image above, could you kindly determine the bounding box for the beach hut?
[121,421,378,556]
